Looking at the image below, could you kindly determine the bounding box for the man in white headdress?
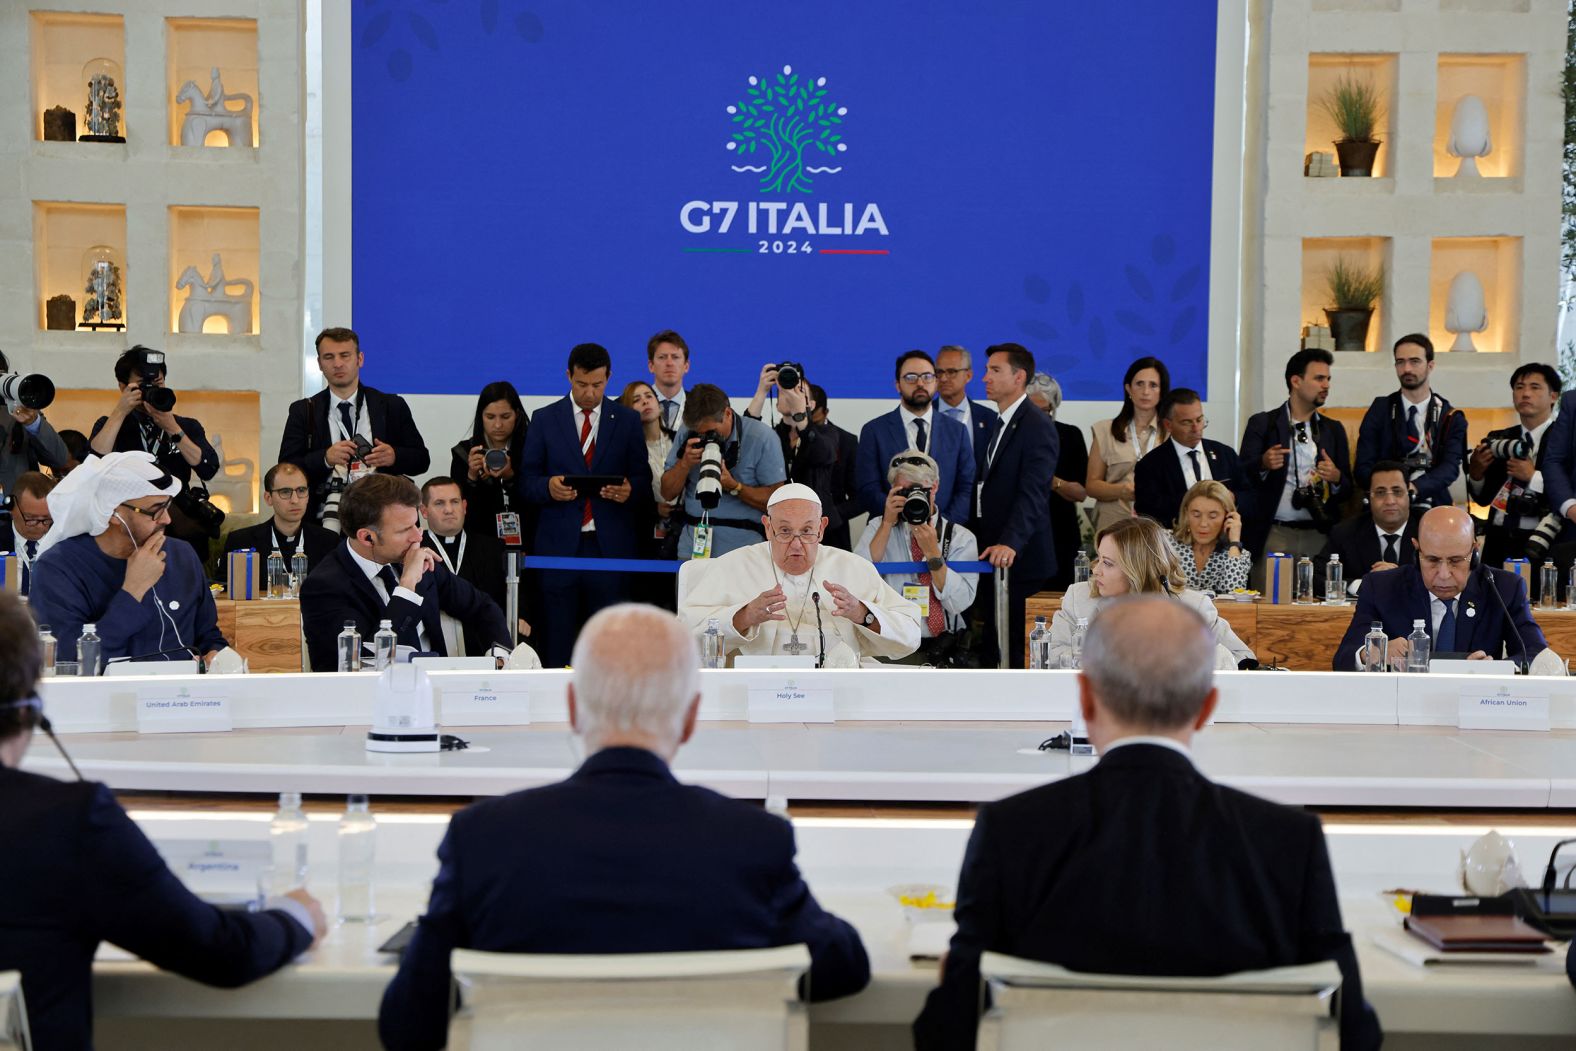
[28,451,230,669]
[678,482,921,666]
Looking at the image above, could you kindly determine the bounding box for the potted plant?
[1323,255,1385,352]
[1318,74,1384,177]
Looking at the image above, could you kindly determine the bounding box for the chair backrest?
[447,945,810,1051]
[0,971,32,1051]
[675,557,707,608]
[977,953,1342,1051]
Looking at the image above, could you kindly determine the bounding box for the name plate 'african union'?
[1458,686,1550,733]
[747,680,835,724]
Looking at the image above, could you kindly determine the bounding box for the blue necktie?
[339,401,355,440]
[1405,405,1420,450]
[1436,600,1457,652]
[914,418,927,453]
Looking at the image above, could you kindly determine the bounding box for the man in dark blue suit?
[934,344,998,471]
[857,350,974,523]
[915,596,1381,1051]
[520,343,653,667]
[972,343,1059,668]
[1353,334,1469,510]
[1535,386,1576,544]
[299,474,511,671]
[1333,506,1549,671]
[379,604,869,1050]
[0,592,326,1050]
[1133,387,1247,528]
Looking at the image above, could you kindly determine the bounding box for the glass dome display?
[80,57,125,142]
[81,244,125,330]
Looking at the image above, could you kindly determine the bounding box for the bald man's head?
[1415,506,1478,601]
[569,603,700,754]
[1080,596,1217,735]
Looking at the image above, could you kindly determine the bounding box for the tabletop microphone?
[810,591,826,669]
[1479,563,1528,673]
[105,646,200,666]
[1541,838,1576,899]
[38,714,84,781]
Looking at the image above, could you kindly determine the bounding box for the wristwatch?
[790,411,807,422]
[166,431,184,443]
[926,555,946,572]
[862,608,877,627]
[727,482,743,497]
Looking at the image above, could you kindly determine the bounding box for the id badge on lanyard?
[692,518,713,560]
[494,487,521,545]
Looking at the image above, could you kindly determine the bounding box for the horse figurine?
[177,254,254,334]
[176,67,253,148]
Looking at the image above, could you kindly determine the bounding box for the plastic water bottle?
[78,623,102,677]
[701,618,725,669]
[1028,616,1050,670]
[337,794,377,923]
[1072,550,1091,585]
[1294,556,1315,603]
[1540,562,1559,610]
[337,621,361,672]
[290,551,310,598]
[1362,621,1388,672]
[266,550,286,599]
[268,791,309,891]
[1068,617,1089,670]
[372,619,397,671]
[1325,554,1344,605]
[38,625,56,677]
[1406,619,1431,674]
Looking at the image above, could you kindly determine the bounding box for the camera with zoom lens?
[1485,434,1533,461]
[0,371,55,414]
[174,483,225,539]
[772,362,804,391]
[133,350,177,413]
[1290,483,1332,526]
[1400,451,1432,475]
[1505,491,1548,520]
[1524,513,1564,562]
[900,485,932,525]
[693,431,726,510]
[351,434,373,462]
[483,448,508,473]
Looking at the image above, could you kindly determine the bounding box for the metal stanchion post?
[994,565,1010,670]
[505,551,520,647]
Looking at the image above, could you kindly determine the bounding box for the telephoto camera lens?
[0,372,54,412]
[694,436,725,510]
[775,363,802,391]
[1486,435,1533,461]
[900,486,931,525]
[1524,513,1563,561]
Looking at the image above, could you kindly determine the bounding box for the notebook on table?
[1403,913,1551,954]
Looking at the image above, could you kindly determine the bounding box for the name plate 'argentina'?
[136,686,233,733]
[435,675,531,726]
[747,679,835,724]
[1458,686,1550,732]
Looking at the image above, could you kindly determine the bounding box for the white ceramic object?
[1446,95,1492,178]
[1444,270,1487,352]
[176,253,254,335]
[176,67,253,148]
[1459,830,1526,896]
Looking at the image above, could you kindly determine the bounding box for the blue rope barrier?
[520,556,995,574]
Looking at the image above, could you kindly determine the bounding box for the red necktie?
[579,409,595,526]
[910,534,945,635]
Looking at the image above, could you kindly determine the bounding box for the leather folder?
[1404,913,1551,954]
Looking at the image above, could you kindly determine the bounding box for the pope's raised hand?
[736,585,788,632]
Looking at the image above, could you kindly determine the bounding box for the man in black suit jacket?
[0,593,326,1049]
[810,385,861,550]
[221,462,338,585]
[379,604,869,1050]
[1314,460,1420,596]
[1134,387,1247,528]
[277,326,430,526]
[1467,363,1562,568]
[419,475,524,654]
[973,344,1059,669]
[915,596,1381,1051]
[299,475,510,671]
[1333,506,1549,671]
[1239,349,1352,584]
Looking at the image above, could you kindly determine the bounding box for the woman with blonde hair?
[1167,480,1250,594]
[1050,515,1254,669]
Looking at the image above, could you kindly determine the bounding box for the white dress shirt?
[1349,523,1408,595]
[346,542,430,651]
[328,389,373,444]
[572,401,602,533]
[1101,735,1193,760]
[900,403,936,453]
[1171,438,1211,485]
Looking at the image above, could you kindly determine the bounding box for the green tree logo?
[726,65,847,194]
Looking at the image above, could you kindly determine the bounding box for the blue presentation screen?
[351,1,1218,400]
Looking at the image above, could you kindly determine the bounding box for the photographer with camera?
[1239,348,1352,588]
[1467,363,1562,569]
[448,381,530,546]
[744,363,853,549]
[88,347,222,566]
[0,350,69,499]
[854,451,979,665]
[1354,334,1468,509]
[661,382,785,561]
[278,326,430,531]
[856,351,974,524]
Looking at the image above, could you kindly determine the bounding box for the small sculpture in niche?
[42,106,76,142]
[45,295,76,331]
[177,253,254,335]
[80,58,125,143]
[82,246,125,330]
[176,68,254,148]
[1446,95,1492,178]
[1444,270,1488,352]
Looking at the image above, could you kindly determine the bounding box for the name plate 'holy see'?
[747,679,835,723]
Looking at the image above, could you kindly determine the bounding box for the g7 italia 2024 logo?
[680,65,889,256]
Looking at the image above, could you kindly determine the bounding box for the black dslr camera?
[772,362,805,391]
[132,349,177,413]
[899,485,931,525]
[1290,483,1332,526]
[175,482,225,538]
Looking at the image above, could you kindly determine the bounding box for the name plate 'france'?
[136,687,232,734]
[1458,686,1550,732]
[747,680,835,724]
[435,676,531,726]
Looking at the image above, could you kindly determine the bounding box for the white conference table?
[86,814,1576,1046]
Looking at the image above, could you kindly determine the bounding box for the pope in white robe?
[678,483,921,666]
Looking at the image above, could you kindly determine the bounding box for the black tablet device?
[562,475,624,495]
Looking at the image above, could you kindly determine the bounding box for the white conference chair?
[976,953,1341,1051]
[0,971,32,1051]
[675,556,708,608]
[447,944,810,1051]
